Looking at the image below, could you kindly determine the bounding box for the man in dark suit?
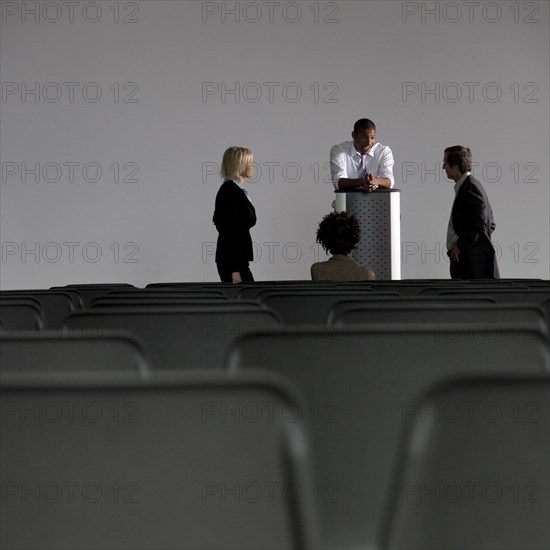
[443,145,500,279]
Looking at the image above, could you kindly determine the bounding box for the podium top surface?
[335,188,400,193]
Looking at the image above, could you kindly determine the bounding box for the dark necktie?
[357,155,367,179]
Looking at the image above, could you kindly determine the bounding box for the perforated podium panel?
[336,189,401,280]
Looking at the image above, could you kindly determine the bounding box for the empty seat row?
[1,371,319,550]
[225,324,550,549]
[0,290,82,328]
[5,320,548,548]
[3,280,550,326]
[2,370,548,550]
[2,280,549,549]
[2,303,548,374]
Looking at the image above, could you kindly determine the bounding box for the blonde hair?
[220,146,253,181]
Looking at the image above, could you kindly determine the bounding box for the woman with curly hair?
[311,211,375,281]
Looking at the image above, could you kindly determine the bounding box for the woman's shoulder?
[216,180,236,198]
[350,260,375,280]
[310,260,330,280]
[218,180,242,195]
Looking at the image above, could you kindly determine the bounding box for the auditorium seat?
[254,289,400,324]
[420,287,550,304]
[326,295,497,324]
[146,281,241,298]
[90,297,232,308]
[382,377,550,550]
[89,289,232,308]
[338,280,516,296]
[99,289,229,300]
[0,297,44,331]
[51,284,136,308]
[236,281,339,301]
[328,302,549,336]
[0,372,318,550]
[64,306,281,370]
[0,329,149,380]
[226,325,550,550]
[1,290,81,328]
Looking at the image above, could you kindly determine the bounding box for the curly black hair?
[316,211,361,255]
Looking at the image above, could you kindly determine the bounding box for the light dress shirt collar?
[350,140,379,160]
[446,172,471,249]
[232,179,251,201]
[454,172,471,195]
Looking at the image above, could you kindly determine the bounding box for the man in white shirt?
[330,118,395,192]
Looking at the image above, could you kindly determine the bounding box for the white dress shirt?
[329,140,395,190]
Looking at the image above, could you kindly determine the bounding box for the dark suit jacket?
[213,180,256,271]
[451,175,499,279]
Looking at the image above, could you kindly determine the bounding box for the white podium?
[335,189,401,280]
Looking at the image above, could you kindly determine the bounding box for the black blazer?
[451,175,499,278]
[213,180,256,271]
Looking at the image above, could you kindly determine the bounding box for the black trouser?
[449,247,500,279]
[217,264,254,283]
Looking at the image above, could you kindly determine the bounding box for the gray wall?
[1,0,548,288]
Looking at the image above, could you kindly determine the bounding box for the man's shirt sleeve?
[330,144,348,190]
[378,146,395,187]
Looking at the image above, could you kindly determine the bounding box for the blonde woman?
[213,146,256,283]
